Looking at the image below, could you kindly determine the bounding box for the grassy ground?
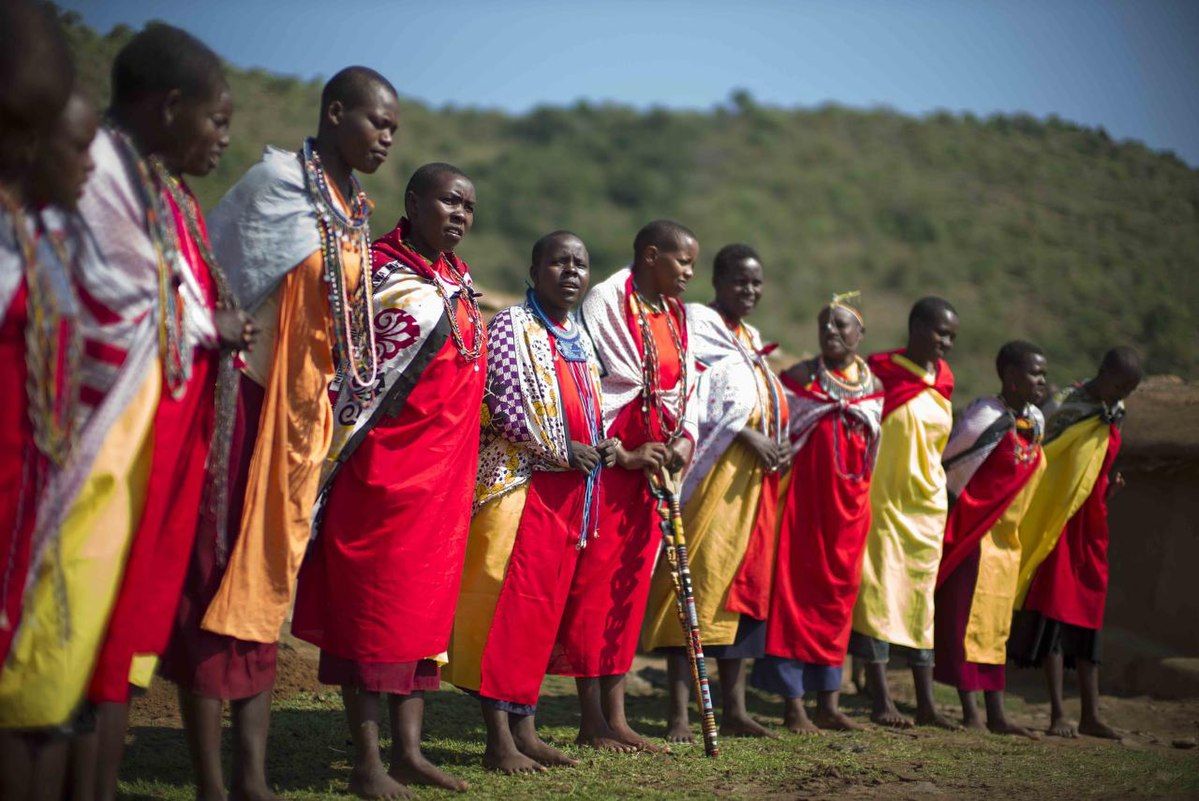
[118,645,1199,800]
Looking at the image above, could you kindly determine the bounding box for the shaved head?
[405,161,469,200]
[320,66,398,119]
[908,295,958,332]
[111,23,226,107]
[531,229,583,266]
[1099,346,1143,382]
[633,219,695,260]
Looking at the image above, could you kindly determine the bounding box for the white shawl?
[579,266,698,443]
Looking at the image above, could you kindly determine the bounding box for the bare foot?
[915,709,961,730]
[348,764,408,800]
[199,786,229,801]
[483,745,546,775]
[988,720,1042,740]
[665,716,695,743]
[1047,716,1078,738]
[1078,718,1121,740]
[575,724,639,754]
[390,754,469,792]
[871,707,914,729]
[963,717,988,733]
[513,733,578,768]
[720,713,778,738]
[812,708,865,732]
[609,722,669,753]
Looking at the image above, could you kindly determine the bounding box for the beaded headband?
[826,290,864,327]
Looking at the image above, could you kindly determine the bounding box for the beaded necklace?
[815,356,877,482]
[0,189,82,468]
[526,289,602,547]
[630,284,688,443]
[106,124,190,394]
[717,309,785,445]
[999,397,1042,464]
[149,158,237,313]
[402,239,484,369]
[299,139,378,390]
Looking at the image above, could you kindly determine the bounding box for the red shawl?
[937,429,1044,588]
[868,349,954,419]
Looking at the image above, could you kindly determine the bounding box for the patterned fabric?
[681,303,785,504]
[475,303,602,510]
[784,360,884,459]
[578,266,698,442]
[322,258,459,480]
[1044,382,1124,444]
[943,397,1045,498]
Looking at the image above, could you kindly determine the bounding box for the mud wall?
[1106,461,1199,655]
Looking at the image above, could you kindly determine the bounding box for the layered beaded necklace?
[0,190,83,468]
[630,283,688,443]
[300,138,378,390]
[717,308,785,445]
[106,124,190,395]
[402,239,483,369]
[1000,397,1042,464]
[149,158,237,312]
[527,288,602,547]
[815,355,877,481]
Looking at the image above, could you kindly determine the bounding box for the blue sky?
[61,0,1199,164]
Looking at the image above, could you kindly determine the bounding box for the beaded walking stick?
[651,467,719,758]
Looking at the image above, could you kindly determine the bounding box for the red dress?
[934,428,1044,692]
[763,373,876,666]
[476,341,599,706]
[549,291,686,678]
[291,256,485,693]
[0,282,37,665]
[88,189,218,703]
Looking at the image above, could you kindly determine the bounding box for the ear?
[326,99,345,128]
[161,88,183,127]
[640,244,659,269]
[404,189,417,219]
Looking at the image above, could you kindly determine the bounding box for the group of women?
[0,8,1143,801]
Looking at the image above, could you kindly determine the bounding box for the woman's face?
[161,82,232,177]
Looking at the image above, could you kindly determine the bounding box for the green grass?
[117,676,1199,800]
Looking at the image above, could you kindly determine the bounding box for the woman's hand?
[568,441,601,474]
[615,441,669,471]
[595,438,621,468]
[215,307,258,351]
[666,436,694,473]
[738,427,786,472]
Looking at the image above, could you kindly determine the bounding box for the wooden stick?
[652,468,719,757]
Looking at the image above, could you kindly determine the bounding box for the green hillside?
[63,13,1199,400]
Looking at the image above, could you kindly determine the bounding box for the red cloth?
[88,190,218,703]
[868,349,954,419]
[318,652,441,695]
[933,547,1006,692]
[549,288,685,677]
[1023,425,1121,630]
[291,247,485,668]
[0,282,38,664]
[763,376,875,665]
[160,375,278,700]
[724,470,782,620]
[938,431,1044,588]
[476,342,597,706]
[933,429,1043,691]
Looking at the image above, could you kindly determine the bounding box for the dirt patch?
[129,635,324,729]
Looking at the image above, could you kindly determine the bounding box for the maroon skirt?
[160,376,278,700]
[317,652,441,695]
